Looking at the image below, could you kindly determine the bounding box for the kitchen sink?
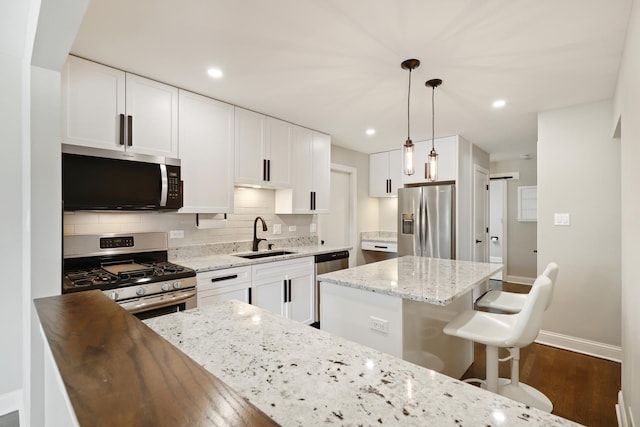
[235,250,296,259]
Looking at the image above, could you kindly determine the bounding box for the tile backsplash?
[63,188,316,248]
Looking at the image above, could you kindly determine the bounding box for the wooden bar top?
[34,290,278,426]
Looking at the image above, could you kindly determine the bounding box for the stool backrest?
[541,262,559,311]
[505,275,553,348]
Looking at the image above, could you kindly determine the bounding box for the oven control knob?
[173,281,182,289]
[136,287,145,296]
[161,283,170,291]
[108,291,118,300]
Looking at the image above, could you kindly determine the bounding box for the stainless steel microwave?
[62,144,183,211]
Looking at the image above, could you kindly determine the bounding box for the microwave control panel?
[166,165,183,208]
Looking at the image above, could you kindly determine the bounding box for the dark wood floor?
[461,281,621,427]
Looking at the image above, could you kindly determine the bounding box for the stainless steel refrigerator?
[398,183,455,259]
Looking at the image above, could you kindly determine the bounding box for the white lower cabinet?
[197,266,251,306]
[250,257,315,324]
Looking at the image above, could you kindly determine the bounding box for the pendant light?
[425,78,442,181]
[401,59,420,176]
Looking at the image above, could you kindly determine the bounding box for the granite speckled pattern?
[318,255,502,306]
[144,301,579,426]
[361,231,397,243]
[171,244,351,273]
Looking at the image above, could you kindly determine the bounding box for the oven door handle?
[124,289,197,314]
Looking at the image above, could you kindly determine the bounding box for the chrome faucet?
[252,216,268,251]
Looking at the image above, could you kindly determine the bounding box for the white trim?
[536,330,622,362]
[505,275,535,285]
[0,390,23,420]
[616,390,629,427]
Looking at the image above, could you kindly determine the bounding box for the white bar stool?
[443,275,553,412]
[476,262,558,313]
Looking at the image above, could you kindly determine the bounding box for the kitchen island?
[318,256,502,378]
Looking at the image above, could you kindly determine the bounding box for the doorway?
[317,164,357,267]
[489,179,507,280]
[473,165,489,263]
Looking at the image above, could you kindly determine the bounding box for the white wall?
[615,0,640,422]
[490,158,538,279]
[331,145,378,266]
[0,40,26,404]
[537,100,621,353]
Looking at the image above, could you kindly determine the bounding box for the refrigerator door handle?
[420,190,426,257]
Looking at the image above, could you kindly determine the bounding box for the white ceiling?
[71,0,631,160]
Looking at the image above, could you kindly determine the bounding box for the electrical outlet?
[369,316,389,334]
[310,223,317,232]
[169,230,184,239]
[289,225,297,232]
[273,224,282,235]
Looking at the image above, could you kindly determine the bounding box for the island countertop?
[317,255,502,305]
[145,300,578,426]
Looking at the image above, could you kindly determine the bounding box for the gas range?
[63,232,197,318]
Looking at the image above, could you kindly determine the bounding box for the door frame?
[473,164,490,263]
[319,163,357,267]
[489,178,508,279]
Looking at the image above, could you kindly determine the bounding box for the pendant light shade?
[425,78,442,182]
[401,59,420,176]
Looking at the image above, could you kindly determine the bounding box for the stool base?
[498,378,553,413]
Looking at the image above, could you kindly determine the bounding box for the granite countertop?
[317,255,502,305]
[144,300,578,426]
[171,244,351,273]
[361,231,397,243]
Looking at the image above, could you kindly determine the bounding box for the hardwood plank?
[463,281,621,427]
[35,291,278,427]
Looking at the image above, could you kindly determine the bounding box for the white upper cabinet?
[124,73,179,157]
[61,56,126,150]
[61,56,178,157]
[234,107,291,188]
[178,89,234,213]
[369,149,402,197]
[265,117,293,187]
[276,126,330,214]
[402,135,458,185]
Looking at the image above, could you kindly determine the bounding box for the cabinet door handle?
[310,192,313,210]
[248,288,252,305]
[119,114,125,145]
[210,274,238,283]
[263,159,267,181]
[267,159,271,181]
[312,192,316,210]
[374,245,388,249]
[283,280,288,303]
[287,279,292,303]
[127,115,133,146]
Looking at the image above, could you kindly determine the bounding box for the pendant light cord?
[431,85,435,150]
[407,69,412,140]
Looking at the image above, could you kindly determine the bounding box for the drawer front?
[197,266,251,292]
[251,257,314,280]
[361,241,398,253]
[198,283,250,307]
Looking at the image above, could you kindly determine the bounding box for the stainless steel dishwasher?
[314,250,350,326]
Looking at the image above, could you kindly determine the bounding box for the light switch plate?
[273,224,282,235]
[554,213,570,226]
[369,316,389,334]
[289,225,297,232]
[310,223,317,232]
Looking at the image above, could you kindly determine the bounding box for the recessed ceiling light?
[207,68,223,78]
[492,99,506,108]
[366,128,376,136]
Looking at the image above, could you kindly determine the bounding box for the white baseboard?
[0,389,22,416]
[616,390,629,427]
[505,275,535,285]
[536,330,622,362]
